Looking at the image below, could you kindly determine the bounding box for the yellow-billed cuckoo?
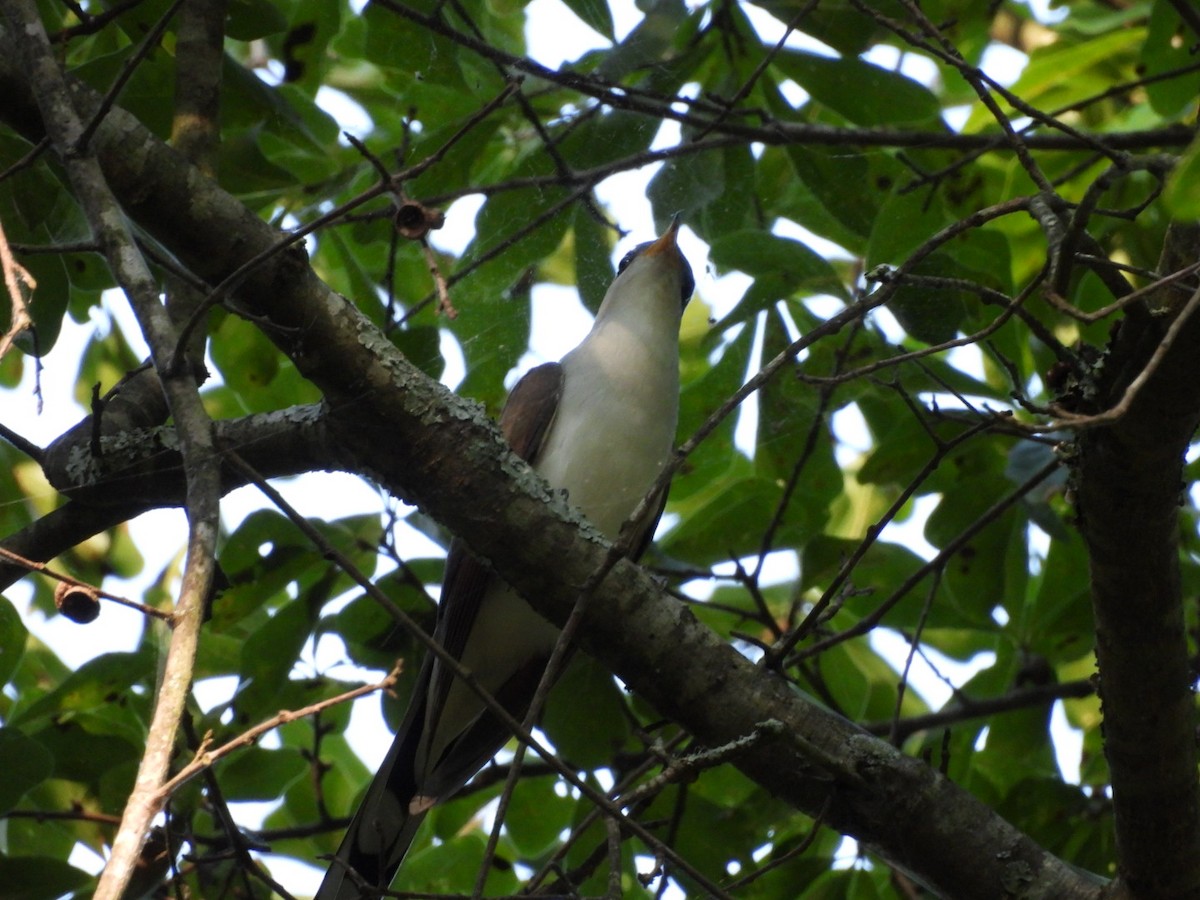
[316,219,694,899]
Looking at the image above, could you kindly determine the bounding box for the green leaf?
[690,145,760,240]
[402,832,521,894]
[541,655,630,768]
[710,230,847,308]
[1022,533,1093,664]
[964,28,1145,132]
[925,474,1024,624]
[1166,135,1200,219]
[273,0,343,92]
[220,746,308,800]
[73,47,177,137]
[11,651,153,739]
[882,252,971,345]
[225,0,290,40]
[773,50,941,126]
[802,535,948,630]
[662,472,813,564]
[647,148,727,227]
[13,253,70,354]
[671,328,753,507]
[236,599,316,721]
[784,145,894,245]
[1140,1,1200,117]
[748,0,903,56]
[573,205,617,314]
[866,187,952,269]
[595,0,694,80]
[208,313,283,407]
[0,856,93,900]
[559,0,614,40]
[0,728,53,814]
[0,595,28,687]
[505,775,575,857]
[362,0,479,91]
[256,91,342,182]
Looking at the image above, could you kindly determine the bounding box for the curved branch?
[0,404,339,591]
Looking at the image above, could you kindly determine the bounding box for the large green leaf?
[710,230,847,316]
[0,728,53,814]
[1140,1,1200,117]
[558,0,614,41]
[505,774,576,857]
[541,655,630,767]
[772,50,941,126]
[0,856,93,900]
[0,595,28,688]
[220,745,309,800]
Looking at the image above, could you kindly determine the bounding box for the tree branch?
[1073,222,1200,898]
[0,4,224,895]
[0,404,338,591]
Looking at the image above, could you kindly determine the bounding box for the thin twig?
[0,213,36,362]
[156,668,401,801]
[0,546,173,620]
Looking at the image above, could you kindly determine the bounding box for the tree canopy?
[2,0,1200,897]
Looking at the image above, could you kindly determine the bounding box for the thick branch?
[0,404,338,591]
[1073,223,1200,898]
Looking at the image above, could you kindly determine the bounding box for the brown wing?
[433,362,563,658]
[498,362,564,463]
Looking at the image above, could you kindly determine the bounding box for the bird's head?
[610,216,695,314]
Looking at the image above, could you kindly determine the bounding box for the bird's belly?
[427,582,559,771]
[535,381,676,539]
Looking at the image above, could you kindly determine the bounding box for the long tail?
[315,805,426,900]
[314,694,428,899]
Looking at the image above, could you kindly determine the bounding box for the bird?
[315,217,694,899]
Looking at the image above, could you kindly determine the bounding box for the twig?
[863,679,1096,743]
[0,213,36,362]
[792,457,1062,663]
[889,570,942,745]
[617,721,786,807]
[0,546,173,620]
[156,668,401,801]
[1043,260,1200,325]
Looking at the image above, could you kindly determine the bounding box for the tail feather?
[315,804,426,900]
[314,680,429,900]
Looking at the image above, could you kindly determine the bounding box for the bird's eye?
[618,242,650,275]
[616,239,694,307]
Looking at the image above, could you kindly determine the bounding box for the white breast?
[536,316,680,539]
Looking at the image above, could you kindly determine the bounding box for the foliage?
[1,0,1199,898]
